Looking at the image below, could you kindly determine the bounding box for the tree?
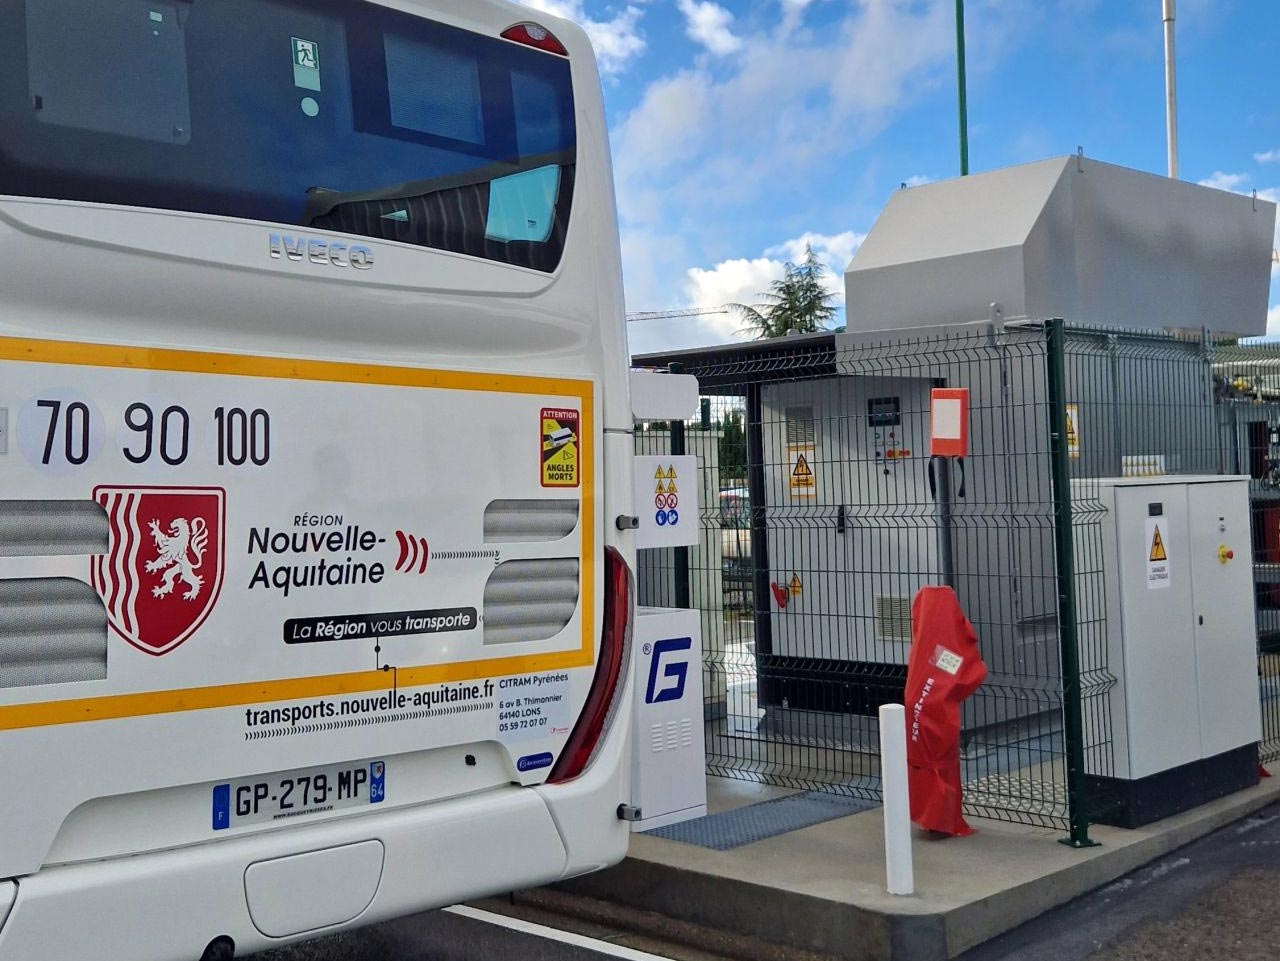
[730,245,839,339]
[718,409,746,485]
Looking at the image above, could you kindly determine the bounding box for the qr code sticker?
[932,646,963,676]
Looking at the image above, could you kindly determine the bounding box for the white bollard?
[878,703,914,896]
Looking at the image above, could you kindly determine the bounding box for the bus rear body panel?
[0,0,634,955]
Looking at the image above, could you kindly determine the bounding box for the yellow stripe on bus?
[0,336,594,399]
[0,649,596,732]
[0,336,597,731]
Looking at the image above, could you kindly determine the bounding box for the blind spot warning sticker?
[541,408,580,488]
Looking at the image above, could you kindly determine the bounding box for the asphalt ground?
[250,798,1280,961]
[960,799,1280,961]
[248,905,705,961]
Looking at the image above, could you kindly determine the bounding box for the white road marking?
[443,905,676,961]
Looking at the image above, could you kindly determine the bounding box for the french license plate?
[212,759,385,830]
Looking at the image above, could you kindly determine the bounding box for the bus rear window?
[0,0,577,272]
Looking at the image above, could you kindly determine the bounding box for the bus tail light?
[501,22,569,57]
[548,547,632,784]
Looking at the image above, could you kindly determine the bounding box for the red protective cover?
[904,586,987,836]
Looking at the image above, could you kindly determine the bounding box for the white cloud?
[1256,150,1280,165]
[778,0,827,32]
[686,258,782,309]
[765,230,866,278]
[677,0,743,56]
[902,174,934,188]
[1270,304,1280,336]
[614,0,1021,349]
[515,0,646,75]
[613,0,957,232]
[1198,171,1250,192]
[623,231,868,353]
[677,230,867,340]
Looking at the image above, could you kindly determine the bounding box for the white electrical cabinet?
[1078,476,1261,825]
[760,376,939,667]
[630,607,707,831]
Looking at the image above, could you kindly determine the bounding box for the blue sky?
[516,0,1280,352]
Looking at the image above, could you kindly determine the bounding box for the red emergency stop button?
[1219,545,1234,564]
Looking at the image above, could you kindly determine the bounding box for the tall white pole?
[1163,0,1179,179]
[879,703,914,896]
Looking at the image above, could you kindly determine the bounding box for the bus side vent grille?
[483,558,579,645]
[874,594,913,642]
[0,578,107,688]
[0,500,109,557]
[484,500,579,543]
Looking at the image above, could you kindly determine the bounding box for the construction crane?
[626,306,730,323]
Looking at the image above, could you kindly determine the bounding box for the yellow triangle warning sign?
[1149,525,1168,562]
[668,481,678,494]
[655,467,665,480]
[666,466,677,479]
[792,454,814,479]
[789,573,803,595]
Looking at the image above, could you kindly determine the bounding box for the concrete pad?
[534,775,1280,961]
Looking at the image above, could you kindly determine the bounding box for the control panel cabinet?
[630,607,707,831]
[1079,476,1261,826]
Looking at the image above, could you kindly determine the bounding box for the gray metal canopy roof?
[845,156,1276,337]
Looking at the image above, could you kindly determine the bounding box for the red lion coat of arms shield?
[91,486,227,656]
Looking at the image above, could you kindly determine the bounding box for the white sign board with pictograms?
[634,455,699,549]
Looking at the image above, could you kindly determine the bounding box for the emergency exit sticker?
[1145,516,1171,590]
[292,37,321,92]
[541,408,580,488]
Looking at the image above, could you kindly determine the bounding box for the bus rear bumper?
[0,787,572,961]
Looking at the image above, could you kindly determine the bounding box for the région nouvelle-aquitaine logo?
[92,487,226,656]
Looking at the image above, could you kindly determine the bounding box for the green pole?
[955,0,970,176]
[1046,320,1098,849]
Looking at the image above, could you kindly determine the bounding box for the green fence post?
[668,362,691,610]
[955,0,969,176]
[1046,319,1099,849]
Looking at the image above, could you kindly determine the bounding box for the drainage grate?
[644,791,876,850]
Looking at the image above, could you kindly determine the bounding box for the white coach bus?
[0,1,636,958]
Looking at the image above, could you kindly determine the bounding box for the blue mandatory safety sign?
[668,509,679,526]
[656,510,668,526]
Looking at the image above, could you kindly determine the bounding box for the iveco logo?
[269,234,374,270]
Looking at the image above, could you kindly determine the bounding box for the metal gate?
[634,321,1280,838]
